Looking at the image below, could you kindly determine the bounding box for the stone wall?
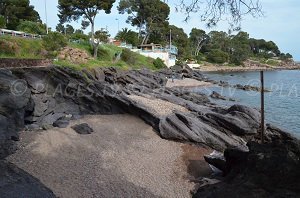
[0,58,53,68]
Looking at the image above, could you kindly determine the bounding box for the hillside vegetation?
[0,36,164,70]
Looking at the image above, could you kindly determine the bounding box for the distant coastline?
[197,65,300,72]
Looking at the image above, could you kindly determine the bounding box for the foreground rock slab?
[0,160,55,198]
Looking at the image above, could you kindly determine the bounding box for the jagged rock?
[210,91,227,100]
[53,117,70,128]
[0,70,30,158]
[71,123,94,134]
[194,129,300,198]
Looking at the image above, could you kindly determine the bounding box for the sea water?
[192,70,300,136]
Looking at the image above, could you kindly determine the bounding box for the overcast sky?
[30,0,300,60]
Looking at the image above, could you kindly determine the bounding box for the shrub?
[0,15,5,28]
[17,21,47,35]
[97,47,111,61]
[153,58,166,69]
[0,40,20,56]
[42,32,67,55]
[207,49,229,64]
[121,48,137,65]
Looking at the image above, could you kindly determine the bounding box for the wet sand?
[7,114,212,198]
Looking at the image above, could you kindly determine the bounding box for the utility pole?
[169,29,172,50]
[260,71,265,144]
[44,0,48,34]
[115,19,120,33]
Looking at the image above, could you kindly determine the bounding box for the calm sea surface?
[192,70,300,136]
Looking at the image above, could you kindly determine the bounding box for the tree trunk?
[90,18,98,58]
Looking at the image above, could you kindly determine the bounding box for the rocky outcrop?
[0,70,31,158]
[194,125,300,197]
[0,66,264,157]
[58,47,90,64]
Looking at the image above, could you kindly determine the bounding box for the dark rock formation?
[210,91,227,100]
[71,123,94,135]
[0,66,265,157]
[0,160,56,198]
[195,126,300,198]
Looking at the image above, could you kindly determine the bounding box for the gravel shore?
[166,78,212,88]
[127,95,189,116]
[7,114,212,198]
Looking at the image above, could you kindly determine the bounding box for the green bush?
[17,21,46,35]
[207,49,229,64]
[0,40,20,56]
[42,32,67,54]
[153,58,166,69]
[97,47,111,61]
[0,15,5,28]
[121,48,137,65]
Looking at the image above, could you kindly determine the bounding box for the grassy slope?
[0,36,44,59]
[0,36,158,70]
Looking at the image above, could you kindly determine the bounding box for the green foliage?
[97,47,112,61]
[0,15,5,28]
[42,32,67,55]
[0,0,40,30]
[207,49,229,64]
[0,36,44,58]
[0,39,20,55]
[121,48,137,65]
[118,0,170,44]
[115,28,139,46]
[17,21,46,35]
[153,58,166,69]
[65,24,74,34]
[189,28,208,56]
[95,29,110,43]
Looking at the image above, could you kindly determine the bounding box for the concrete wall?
[138,51,175,67]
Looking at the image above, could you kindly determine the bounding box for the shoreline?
[196,65,300,73]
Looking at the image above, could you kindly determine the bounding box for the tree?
[81,20,90,30]
[0,0,40,30]
[58,0,115,57]
[176,0,262,30]
[118,0,170,45]
[207,49,229,64]
[93,28,110,57]
[42,32,67,57]
[65,24,74,35]
[17,21,47,35]
[229,31,251,64]
[189,28,208,56]
[56,23,65,34]
[115,28,139,46]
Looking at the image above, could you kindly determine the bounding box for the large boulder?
[0,70,30,158]
[194,127,300,198]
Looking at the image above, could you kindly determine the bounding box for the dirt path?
[7,114,212,198]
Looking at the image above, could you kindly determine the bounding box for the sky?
[30,0,300,60]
